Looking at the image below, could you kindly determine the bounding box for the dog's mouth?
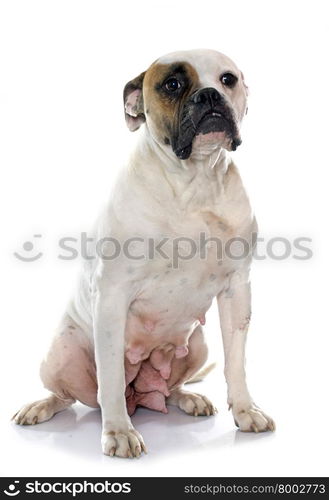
[172,100,241,160]
[196,110,230,135]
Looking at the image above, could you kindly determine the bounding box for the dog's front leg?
[217,269,275,432]
[93,276,146,458]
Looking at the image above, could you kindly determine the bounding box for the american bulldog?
[13,49,275,458]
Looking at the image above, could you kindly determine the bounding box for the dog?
[13,49,275,458]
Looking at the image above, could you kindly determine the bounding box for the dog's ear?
[123,72,146,131]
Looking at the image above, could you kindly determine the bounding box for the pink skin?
[124,89,141,117]
[175,345,189,358]
[150,348,175,380]
[198,314,206,326]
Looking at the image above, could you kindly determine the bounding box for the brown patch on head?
[142,61,200,146]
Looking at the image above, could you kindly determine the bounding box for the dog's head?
[123,49,248,160]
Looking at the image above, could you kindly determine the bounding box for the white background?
[1,0,329,478]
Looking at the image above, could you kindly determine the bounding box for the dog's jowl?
[13,49,275,458]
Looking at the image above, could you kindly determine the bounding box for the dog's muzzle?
[172,87,241,160]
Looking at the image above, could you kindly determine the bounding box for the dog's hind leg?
[12,394,75,425]
[166,325,217,416]
[167,388,217,417]
[13,314,98,426]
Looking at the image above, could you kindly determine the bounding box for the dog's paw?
[176,391,217,416]
[232,403,275,432]
[12,399,55,425]
[102,427,147,458]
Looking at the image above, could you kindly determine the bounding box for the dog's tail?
[186,362,216,384]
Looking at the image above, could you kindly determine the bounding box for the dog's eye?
[220,73,238,88]
[164,78,181,92]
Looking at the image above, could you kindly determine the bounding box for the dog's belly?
[123,271,225,415]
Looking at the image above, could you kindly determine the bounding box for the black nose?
[192,87,221,107]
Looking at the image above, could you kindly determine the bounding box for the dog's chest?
[124,209,250,362]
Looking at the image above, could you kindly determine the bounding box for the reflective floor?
[3,373,327,477]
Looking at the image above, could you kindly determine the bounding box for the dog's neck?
[131,127,231,211]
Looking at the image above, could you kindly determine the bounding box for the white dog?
[13,49,275,458]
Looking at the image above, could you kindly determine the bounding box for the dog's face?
[124,49,248,160]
